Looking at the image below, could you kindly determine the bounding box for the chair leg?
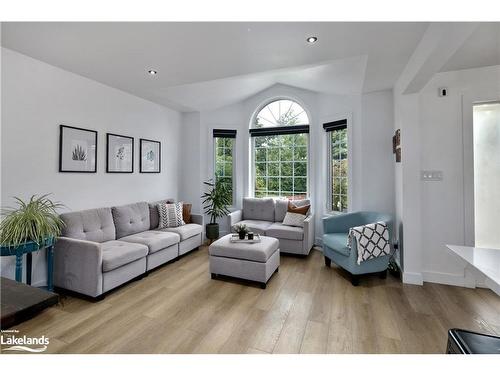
[379,270,387,279]
[324,256,331,268]
[351,274,360,286]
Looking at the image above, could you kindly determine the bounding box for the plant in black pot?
[201,179,231,241]
[233,223,248,240]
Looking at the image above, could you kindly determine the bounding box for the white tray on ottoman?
[208,234,280,289]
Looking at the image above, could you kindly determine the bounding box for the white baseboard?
[402,271,423,285]
[421,271,470,288]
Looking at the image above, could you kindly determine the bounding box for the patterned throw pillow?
[158,202,185,228]
[288,201,310,215]
[282,212,306,228]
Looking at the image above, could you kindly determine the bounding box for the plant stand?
[0,237,55,292]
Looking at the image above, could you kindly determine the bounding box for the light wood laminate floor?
[6,247,500,354]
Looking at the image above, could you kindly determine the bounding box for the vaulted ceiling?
[3,22,493,112]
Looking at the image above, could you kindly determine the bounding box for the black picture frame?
[59,124,98,173]
[106,133,134,173]
[139,138,161,173]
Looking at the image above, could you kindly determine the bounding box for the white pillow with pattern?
[282,212,306,228]
[158,202,185,228]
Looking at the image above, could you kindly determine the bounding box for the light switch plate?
[421,170,443,181]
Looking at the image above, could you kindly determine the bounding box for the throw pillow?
[288,201,310,215]
[182,203,192,224]
[158,202,185,229]
[282,212,306,228]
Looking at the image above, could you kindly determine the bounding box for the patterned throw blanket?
[347,222,391,265]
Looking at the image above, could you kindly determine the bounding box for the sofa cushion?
[120,230,180,254]
[265,222,304,241]
[234,220,273,235]
[161,223,202,241]
[148,198,174,229]
[209,234,279,262]
[242,198,275,221]
[323,233,351,257]
[274,198,311,222]
[112,202,150,238]
[101,240,149,272]
[60,207,116,243]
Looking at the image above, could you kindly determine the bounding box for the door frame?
[461,91,500,247]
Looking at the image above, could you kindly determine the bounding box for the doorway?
[473,102,500,248]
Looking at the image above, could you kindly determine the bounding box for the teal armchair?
[322,211,393,285]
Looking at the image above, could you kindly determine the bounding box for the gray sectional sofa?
[54,200,203,298]
[228,198,314,256]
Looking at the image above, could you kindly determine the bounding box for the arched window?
[254,99,309,128]
[250,99,309,199]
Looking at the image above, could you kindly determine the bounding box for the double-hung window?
[324,119,348,212]
[213,129,236,206]
[251,100,309,199]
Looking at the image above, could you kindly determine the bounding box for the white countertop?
[447,245,500,295]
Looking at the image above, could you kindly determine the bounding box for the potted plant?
[233,223,248,240]
[201,179,231,241]
[0,194,65,288]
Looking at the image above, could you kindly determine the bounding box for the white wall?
[179,84,396,243]
[395,64,500,287]
[1,48,182,285]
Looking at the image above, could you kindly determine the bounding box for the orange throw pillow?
[287,201,310,215]
[182,203,192,224]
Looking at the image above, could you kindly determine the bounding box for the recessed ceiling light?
[148,69,158,76]
[306,36,318,44]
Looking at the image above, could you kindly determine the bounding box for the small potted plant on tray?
[233,223,248,240]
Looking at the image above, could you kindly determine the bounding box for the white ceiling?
[1,22,430,111]
[440,23,500,73]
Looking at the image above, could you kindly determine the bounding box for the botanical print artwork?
[72,142,88,161]
[107,133,134,173]
[116,146,125,160]
[146,149,155,161]
[59,125,97,173]
[140,139,161,173]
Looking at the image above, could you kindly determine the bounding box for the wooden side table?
[0,237,55,292]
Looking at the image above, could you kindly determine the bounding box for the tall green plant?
[0,194,65,248]
[201,179,231,224]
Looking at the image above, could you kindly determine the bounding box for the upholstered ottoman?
[208,234,280,288]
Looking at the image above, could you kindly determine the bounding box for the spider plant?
[0,194,65,248]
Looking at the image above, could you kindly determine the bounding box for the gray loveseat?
[54,200,203,298]
[228,198,314,256]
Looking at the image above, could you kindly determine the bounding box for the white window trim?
[249,98,311,199]
[325,114,353,215]
[213,135,236,208]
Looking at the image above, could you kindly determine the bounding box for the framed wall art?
[106,133,134,173]
[140,138,161,173]
[59,125,97,173]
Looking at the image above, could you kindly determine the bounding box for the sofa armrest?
[54,237,103,297]
[303,212,315,254]
[190,213,204,226]
[228,209,243,229]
